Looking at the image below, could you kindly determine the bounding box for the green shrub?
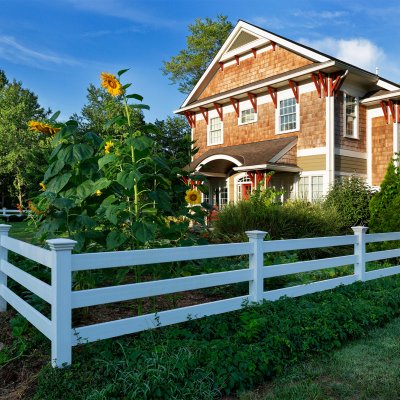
[212,200,343,241]
[324,175,374,229]
[32,276,400,399]
[370,157,400,232]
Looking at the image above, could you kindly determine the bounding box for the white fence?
[0,208,27,220]
[1,224,400,367]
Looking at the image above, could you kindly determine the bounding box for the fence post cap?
[46,238,77,251]
[0,224,11,233]
[351,226,369,234]
[245,230,268,240]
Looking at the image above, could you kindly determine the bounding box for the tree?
[153,116,192,168]
[76,84,144,137]
[162,16,233,94]
[369,157,400,232]
[0,70,49,207]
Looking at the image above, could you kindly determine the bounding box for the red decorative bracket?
[184,111,196,128]
[247,92,257,112]
[311,74,321,98]
[247,172,255,185]
[218,62,224,71]
[251,48,257,58]
[256,171,264,185]
[271,41,276,51]
[289,80,299,103]
[213,102,223,121]
[388,100,396,123]
[397,104,400,123]
[230,98,239,117]
[199,107,208,124]
[330,74,342,96]
[318,72,328,97]
[380,100,389,124]
[235,55,240,66]
[267,86,277,108]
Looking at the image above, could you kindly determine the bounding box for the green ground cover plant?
[2,275,400,399]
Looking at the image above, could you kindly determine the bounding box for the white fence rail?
[1,224,400,367]
[0,208,27,219]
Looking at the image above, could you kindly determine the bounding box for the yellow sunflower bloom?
[39,182,46,191]
[28,121,61,135]
[95,190,102,196]
[105,141,114,154]
[185,189,202,205]
[100,72,123,96]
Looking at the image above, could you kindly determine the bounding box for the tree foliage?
[0,70,49,207]
[162,16,233,94]
[369,157,400,232]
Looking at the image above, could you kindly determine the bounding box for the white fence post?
[352,226,368,281]
[246,230,267,303]
[0,224,11,312]
[47,238,77,367]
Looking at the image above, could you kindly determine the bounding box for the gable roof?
[179,20,400,110]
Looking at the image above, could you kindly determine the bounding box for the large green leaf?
[49,111,61,121]
[130,104,150,111]
[133,221,157,243]
[126,94,143,101]
[58,143,93,164]
[93,177,111,191]
[117,68,130,77]
[116,169,142,189]
[52,197,75,210]
[49,143,63,160]
[126,136,154,151]
[98,154,116,169]
[106,231,128,250]
[44,160,65,181]
[76,214,96,229]
[76,180,95,199]
[104,115,127,128]
[105,205,119,225]
[46,173,72,193]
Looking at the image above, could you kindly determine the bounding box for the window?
[236,175,252,201]
[297,175,323,202]
[239,108,256,125]
[208,117,223,145]
[344,94,358,138]
[311,176,323,201]
[219,187,228,206]
[298,176,309,199]
[279,97,297,132]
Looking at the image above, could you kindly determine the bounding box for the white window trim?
[275,92,300,134]
[234,173,253,202]
[295,172,326,201]
[238,107,258,126]
[207,116,224,146]
[343,92,359,140]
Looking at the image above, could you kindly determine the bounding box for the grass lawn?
[240,317,400,400]
[1,220,35,242]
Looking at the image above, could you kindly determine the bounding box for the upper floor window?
[279,97,298,133]
[239,108,257,125]
[208,117,223,145]
[344,94,358,138]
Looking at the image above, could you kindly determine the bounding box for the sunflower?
[95,190,102,196]
[39,182,46,191]
[105,141,114,154]
[28,201,44,215]
[185,189,202,205]
[28,121,61,135]
[100,72,123,96]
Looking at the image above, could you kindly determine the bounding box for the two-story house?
[175,20,400,207]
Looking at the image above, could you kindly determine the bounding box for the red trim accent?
[218,62,224,71]
[267,86,277,108]
[311,74,321,98]
[235,55,240,66]
[397,104,400,123]
[330,73,342,96]
[251,48,257,58]
[256,171,264,185]
[271,41,276,51]
[247,172,255,185]
[230,98,239,117]
[288,80,299,103]
[388,100,396,122]
[183,111,196,128]
[247,92,257,112]
[380,101,389,124]
[265,174,272,187]
[213,103,223,121]
[199,107,208,124]
[318,72,328,97]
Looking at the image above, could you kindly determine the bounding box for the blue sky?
[1,0,400,122]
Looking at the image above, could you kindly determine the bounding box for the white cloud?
[0,35,80,68]
[299,37,385,73]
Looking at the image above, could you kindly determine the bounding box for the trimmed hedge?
[33,276,400,399]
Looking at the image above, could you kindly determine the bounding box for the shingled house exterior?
[175,20,400,207]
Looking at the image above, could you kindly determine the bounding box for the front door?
[242,184,252,200]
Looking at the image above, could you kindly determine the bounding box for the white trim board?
[334,149,367,159]
[298,147,326,157]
